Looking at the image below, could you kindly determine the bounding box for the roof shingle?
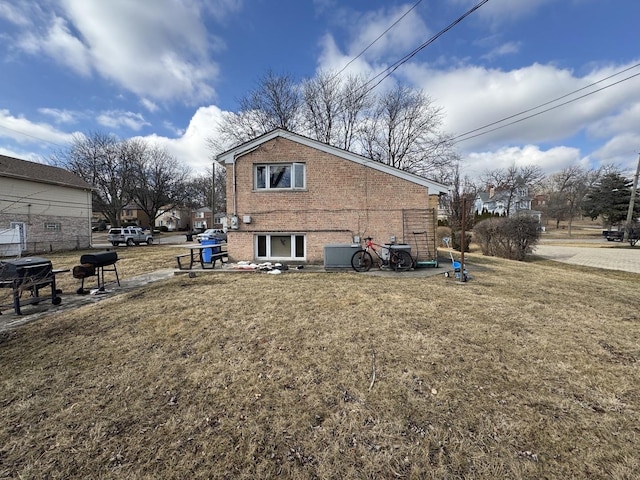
[0,154,92,190]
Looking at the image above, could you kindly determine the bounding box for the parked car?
[196,228,227,243]
[107,227,153,246]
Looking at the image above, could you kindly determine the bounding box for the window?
[44,222,61,232]
[255,163,305,190]
[256,234,305,260]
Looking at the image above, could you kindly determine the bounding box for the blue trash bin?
[201,239,220,263]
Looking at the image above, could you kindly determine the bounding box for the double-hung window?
[255,163,305,190]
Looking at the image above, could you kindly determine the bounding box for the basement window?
[256,234,305,260]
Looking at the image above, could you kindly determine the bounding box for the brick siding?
[226,137,438,263]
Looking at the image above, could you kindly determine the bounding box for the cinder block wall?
[0,213,91,254]
[225,137,436,263]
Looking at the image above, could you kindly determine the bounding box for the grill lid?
[79,251,118,267]
[0,257,53,280]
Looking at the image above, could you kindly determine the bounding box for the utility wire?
[0,122,68,148]
[453,70,640,143]
[361,0,490,94]
[452,62,640,142]
[333,0,424,79]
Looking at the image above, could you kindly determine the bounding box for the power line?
[333,0,424,79]
[361,0,490,94]
[453,67,640,144]
[452,62,640,143]
[0,122,68,148]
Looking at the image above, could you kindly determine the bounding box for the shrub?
[473,216,540,260]
[451,230,471,252]
[436,226,452,247]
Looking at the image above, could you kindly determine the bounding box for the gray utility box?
[381,244,412,261]
[324,243,361,268]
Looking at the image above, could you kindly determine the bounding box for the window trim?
[254,163,306,190]
[255,234,306,260]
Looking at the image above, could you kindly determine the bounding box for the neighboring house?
[475,186,542,222]
[192,207,212,231]
[120,204,151,229]
[156,205,191,231]
[0,154,93,255]
[476,187,527,215]
[217,129,449,264]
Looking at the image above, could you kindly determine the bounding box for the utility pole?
[460,196,467,282]
[211,162,216,228]
[623,152,640,243]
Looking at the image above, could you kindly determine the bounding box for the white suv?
[107,227,153,246]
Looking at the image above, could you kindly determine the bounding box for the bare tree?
[210,71,456,181]
[482,164,545,217]
[53,132,133,227]
[545,166,599,234]
[212,71,302,152]
[442,160,477,249]
[358,84,454,177]
[186,165,226,214]
[302,71,374,150]
[129,145,191,229]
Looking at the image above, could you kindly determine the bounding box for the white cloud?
[38,108,82,124]
[140,99,160,113]
[464,144,583,178]
[449,0,556,26]
[140,105,226,173]
[481,41,521,61]
[0,109,76,146]
[399,61,640,157]
[8,0,241,104]
[0,3,31,26]
[350,4,430,60]
[58,0,220,103]
[591,134,640,175]
[96,111,150,131]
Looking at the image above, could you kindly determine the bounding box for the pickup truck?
[602,228,640,246]
[107,227,153,246]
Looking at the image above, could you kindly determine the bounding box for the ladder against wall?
[402,208,438,267]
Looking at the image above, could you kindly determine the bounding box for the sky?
[1,0,640,183]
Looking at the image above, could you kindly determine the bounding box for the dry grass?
[1,246,639,479]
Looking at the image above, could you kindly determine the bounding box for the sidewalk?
[534,244,640,274]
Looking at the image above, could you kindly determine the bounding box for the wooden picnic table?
[176,243,228,270]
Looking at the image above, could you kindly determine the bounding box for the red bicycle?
[351,237,414,272]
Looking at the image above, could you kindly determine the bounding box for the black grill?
[73,251,120,294]
[80,251,118,267]
[0,257,62,315]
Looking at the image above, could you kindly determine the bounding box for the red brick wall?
[225,137,436,263]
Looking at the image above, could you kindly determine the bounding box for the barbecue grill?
[73,251,120,294]
[0,257,63,315]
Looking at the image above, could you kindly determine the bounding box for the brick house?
[0,154,93,255]
[217,129,449,264]
[119,204,151,229]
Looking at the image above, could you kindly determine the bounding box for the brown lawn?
[0,244,638,479]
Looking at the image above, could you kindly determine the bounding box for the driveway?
[534,243,640,274]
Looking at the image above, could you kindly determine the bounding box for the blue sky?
[1,0,639,180]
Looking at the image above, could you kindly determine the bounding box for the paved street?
[534,244,640,274]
